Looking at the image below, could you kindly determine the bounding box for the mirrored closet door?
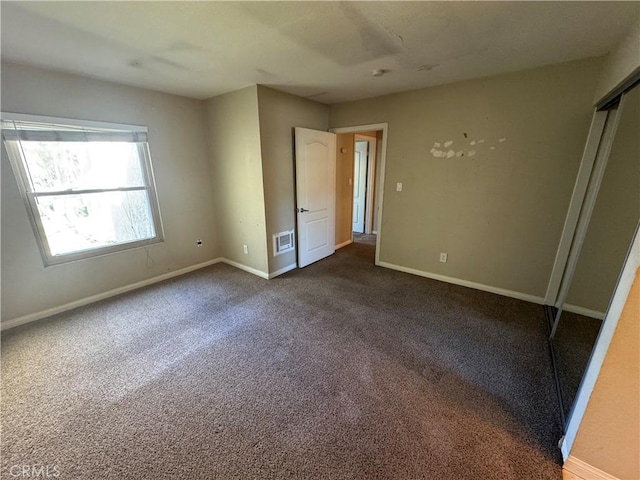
[549,82,640,425]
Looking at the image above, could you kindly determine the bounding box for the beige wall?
[566,85,640,313]
[329,57,603,298]
[256,86,329,274]
[206,86,268,274]
[1,62,219,322]
[335,133,355,246]
[569,267,640,479]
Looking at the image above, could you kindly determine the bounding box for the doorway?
[330,123,388,265]
[352,134,377,235]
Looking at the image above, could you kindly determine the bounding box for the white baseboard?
[377,261,545,305]
[336,239,353,250]
[268,263,297,279]
[564,455,620,480]
[1,257,545,332]
[1,258,224,331]
[562,303,606,320]
[2,257,289,331]
[220,258,269,279]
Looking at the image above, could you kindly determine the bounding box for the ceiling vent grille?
[273,230,295,256]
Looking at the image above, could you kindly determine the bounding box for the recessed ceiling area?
[1,1,638,104]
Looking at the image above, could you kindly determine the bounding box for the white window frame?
[2,112,164,266]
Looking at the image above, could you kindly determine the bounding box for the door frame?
[562,224,639,459]
[544,109,609,306]
[354,133,377,235]
[555,71,640,459]
[330,123,388,266]
[352,138,369,234]
[549,104,622,337]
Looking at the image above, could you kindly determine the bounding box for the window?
[2,113,164,266]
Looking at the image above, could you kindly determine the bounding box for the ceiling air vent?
[273,230,295,256]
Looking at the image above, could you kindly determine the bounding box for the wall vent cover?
[273,230,295,256]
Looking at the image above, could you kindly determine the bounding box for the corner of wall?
[255,86,329,275]
[593,21,640,105]
[204,85,269,275]
[1,62,221,320]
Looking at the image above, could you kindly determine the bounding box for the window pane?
[21,141,145,192]
[3,116,163,264]
[35,191,156,256]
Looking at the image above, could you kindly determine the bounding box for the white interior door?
[352,140,368,233]
[295,127,336,268]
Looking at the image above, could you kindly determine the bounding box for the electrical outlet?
[440,252,448,263]
[396,182,403,192]
[243,244,248,254]
[196,239,203,247]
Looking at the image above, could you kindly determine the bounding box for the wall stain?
[430,136,506,159]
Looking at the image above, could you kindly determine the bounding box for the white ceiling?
[1,1,638,104]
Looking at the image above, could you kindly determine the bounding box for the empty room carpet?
[1,241,562,479]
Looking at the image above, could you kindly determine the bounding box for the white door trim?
[561,224,639,460]
[352,138,368,234]
[330,123,388,266]
[355,133,377,235]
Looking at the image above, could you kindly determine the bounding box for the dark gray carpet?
[1,240,562,479]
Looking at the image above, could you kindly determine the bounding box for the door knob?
[298,208,309,213]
